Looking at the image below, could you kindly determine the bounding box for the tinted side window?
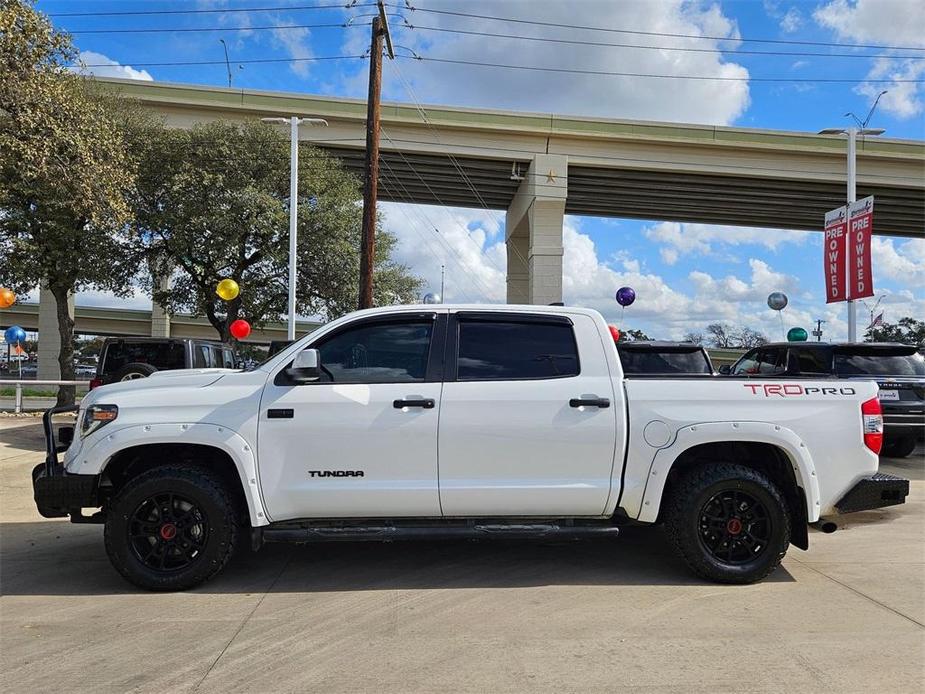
[757,348,786,375]
[795,349,831,375]
[103,342,186,374]
[733,350,760,375]
[221,349,236,369]
[193,345,211,368]
[316,320,433,383]
[457,320,579,381]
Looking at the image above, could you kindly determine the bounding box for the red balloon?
[608,325,621,342]
[229,319,251,340]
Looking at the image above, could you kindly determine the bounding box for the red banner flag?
[846,196,874,300]
[823,205,847,303]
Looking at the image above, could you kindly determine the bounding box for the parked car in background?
[723,342,924,457]
[74,362,97,378]
[617,341,715,376]
[91,337,239,389]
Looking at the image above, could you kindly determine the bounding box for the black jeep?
[91,337,239,389]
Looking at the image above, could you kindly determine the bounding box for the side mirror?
[718,365,731,375]
[285,348,321,383]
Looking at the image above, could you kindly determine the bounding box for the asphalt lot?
[1,416,923,694]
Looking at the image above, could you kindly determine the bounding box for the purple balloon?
[616,286,636,307]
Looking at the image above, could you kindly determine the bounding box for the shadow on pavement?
[0,521,794,597]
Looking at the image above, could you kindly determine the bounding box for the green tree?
[134,120,421,343]
[865,317,925,345]
[0,1,141,404]
[617,328,651,342]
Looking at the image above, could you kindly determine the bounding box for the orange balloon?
[0,288,15,309]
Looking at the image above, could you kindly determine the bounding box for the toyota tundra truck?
[33,305,909,591]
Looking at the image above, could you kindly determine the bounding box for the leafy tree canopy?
[865,317,925,346]
[0,0,142,403]
[134,120,421,342]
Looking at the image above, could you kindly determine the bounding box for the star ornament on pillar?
[546,169,557,183]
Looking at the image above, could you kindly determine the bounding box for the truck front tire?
[104,466,239,591]
[664,463,791,584]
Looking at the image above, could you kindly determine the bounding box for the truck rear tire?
[664,463,790,584]
[104,466,239,591]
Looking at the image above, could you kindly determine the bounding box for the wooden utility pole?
[358,2,394,309]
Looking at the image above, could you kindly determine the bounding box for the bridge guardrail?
[0,380,90,414]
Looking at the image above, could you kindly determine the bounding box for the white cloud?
[872,236,925,286]
[644,221,810,261]
[814,0,925,47]
[856,58,925,119]
[780,8,803,33]
[813,0,925,119]
[74,51,153,81]
[344,0,750,125]
[272,25,315,78]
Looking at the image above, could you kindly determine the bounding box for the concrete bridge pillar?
[151,273,172,338]
[37,282,75,380]
[505,154,567,305]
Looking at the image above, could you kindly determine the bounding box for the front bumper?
[32,464,100,518]
[33,404,101,520]
[835,473,910,514]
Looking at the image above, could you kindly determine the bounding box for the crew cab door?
[437,312,619,516]
[258,313,445,520]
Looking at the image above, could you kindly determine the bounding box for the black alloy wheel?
[129,492,210,572]
[698,489,771,564]
[105,466,239,591]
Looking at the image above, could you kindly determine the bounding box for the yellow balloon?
[0,288,15,309]
[215,279,240,301]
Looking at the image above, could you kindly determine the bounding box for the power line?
[408,55,925,83]
[404,24,925,61]
[69,23,346,35]
[49,2,374,18]
[399,3,925,53]
[77,54,363,68]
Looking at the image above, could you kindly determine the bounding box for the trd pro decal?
[743,384,857,397]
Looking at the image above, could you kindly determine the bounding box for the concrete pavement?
[1,416,922,693]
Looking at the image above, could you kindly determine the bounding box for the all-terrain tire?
[113,362,158,381]
[104,466,239,591]
[664,463,791,584]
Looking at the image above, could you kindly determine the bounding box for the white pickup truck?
[34,305,909,591]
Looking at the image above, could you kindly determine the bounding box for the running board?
[260,522,620,544]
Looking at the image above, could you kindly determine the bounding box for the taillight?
[89,378,102,390]
[861,397,883,454]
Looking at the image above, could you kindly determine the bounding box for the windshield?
[834,352,925,377]
[619,349,712,375]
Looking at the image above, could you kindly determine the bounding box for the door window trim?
[273,312,446,386]
[445,312,581,383]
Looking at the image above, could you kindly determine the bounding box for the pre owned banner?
[846,196,874,300]
[823,205,847,304]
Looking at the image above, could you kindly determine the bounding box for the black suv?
[617,341,714,376]
[91,338,238,389]
[724,342,924,457]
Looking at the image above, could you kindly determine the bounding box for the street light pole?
[261,116,328,340]
[818,125,884,342]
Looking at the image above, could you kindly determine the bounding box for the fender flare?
[73,423,270,527]
[635,421,820,524]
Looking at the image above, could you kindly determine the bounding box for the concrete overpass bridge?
[103,77,924,308]
[1,302,320,345]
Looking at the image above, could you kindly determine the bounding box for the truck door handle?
[569,397,610,409]
[393,398,435,409]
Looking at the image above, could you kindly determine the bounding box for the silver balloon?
[422,292,441,304]
[767,292,788,311]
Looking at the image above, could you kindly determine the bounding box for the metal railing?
[0,379,90,414]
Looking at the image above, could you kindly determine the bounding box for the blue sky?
[37,0,925,340]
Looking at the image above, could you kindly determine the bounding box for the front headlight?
[81,404,119,437]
